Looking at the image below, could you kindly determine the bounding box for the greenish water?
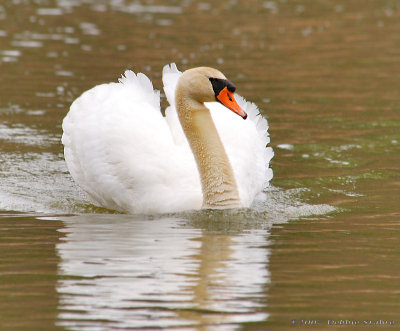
[0,0,399,330]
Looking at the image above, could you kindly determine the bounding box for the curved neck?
[176,94,241,208]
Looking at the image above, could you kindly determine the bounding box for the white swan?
[62,64,273,214]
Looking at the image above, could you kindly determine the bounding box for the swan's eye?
[209,78,236,98]
[226,81,236,93]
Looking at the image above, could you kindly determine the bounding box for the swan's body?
[62,64,273,214]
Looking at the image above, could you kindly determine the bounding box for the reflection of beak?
[216,87,247,119]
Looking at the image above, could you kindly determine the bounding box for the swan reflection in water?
[56,213,271,330]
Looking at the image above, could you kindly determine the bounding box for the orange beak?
[217,87,247,119]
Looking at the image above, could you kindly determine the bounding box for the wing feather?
[62,70,201,213]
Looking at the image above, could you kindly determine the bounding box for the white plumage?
[62,63,273,214]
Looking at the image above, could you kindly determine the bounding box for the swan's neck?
[176,96,241,208]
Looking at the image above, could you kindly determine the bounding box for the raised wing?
[62,70,200,213]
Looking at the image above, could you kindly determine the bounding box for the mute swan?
[62,64,273,214]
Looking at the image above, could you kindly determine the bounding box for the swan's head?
[177,67,247,119]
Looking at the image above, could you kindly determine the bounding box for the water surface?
[1,0,399,329]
